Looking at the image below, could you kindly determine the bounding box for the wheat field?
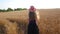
[0,9,60,34]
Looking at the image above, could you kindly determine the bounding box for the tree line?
[0,8,27,12]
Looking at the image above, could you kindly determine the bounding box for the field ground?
[0,9,60,34]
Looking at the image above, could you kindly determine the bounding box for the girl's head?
[29,5,36,11]
[30,6,35,9]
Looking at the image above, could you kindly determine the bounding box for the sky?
[0,0,60,9]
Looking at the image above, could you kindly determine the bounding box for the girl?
[28,6,39,34]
